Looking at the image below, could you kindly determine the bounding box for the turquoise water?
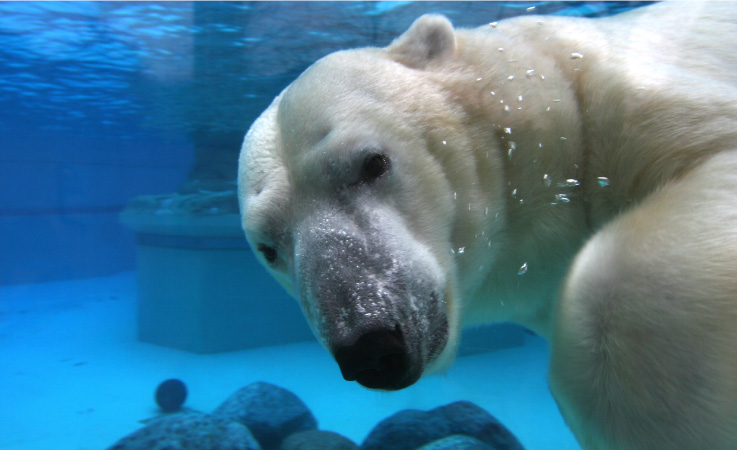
[0,2,651,449]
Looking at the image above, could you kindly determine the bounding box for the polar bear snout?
[333,325,417,390]
[292,208,451,390]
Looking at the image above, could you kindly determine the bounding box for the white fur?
[239,3,737,448]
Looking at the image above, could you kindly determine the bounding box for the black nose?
[333,327,416,390]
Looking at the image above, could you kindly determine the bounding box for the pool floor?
[0,272,580,450]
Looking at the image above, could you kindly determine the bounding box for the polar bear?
[238,3,737,449]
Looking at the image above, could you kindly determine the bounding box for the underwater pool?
[0,2,656,449]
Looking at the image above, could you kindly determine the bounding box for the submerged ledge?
[120,191,243,239]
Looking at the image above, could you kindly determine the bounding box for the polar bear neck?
[412,27,590,337]
[440,10,737,336]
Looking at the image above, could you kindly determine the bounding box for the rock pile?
[107,381,524,450]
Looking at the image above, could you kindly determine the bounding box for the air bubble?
[597,176,611,187]
[557,178,580,188]
[518,95,523,102]
[543,174,552,187]
[498,47,504,52]
[526,69,536,78]
[476,77,483,81]
[504,127,512,134]
[569,52,584,60]
[442,140,447,145]
[458,247,465,254]
[485,206,489,215]
[512,188,518,197]
[526,6,536,12]
[555,193,571,203]
[453,192,457,200]
[518,262,528,276]
[503,104,511,115]
[507,75,515,81]
[489,22,498,28]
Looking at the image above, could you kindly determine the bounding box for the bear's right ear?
[387,14,456,69]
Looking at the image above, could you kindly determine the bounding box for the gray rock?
[213,382,318,450]
[435,401,525,450]
[280,430,359,450]
[361,401,524,450]
[417,435,494,450]
[361,408,450,450]
[106,412,261,450]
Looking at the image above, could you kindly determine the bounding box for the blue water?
[0,1,651,284]
[0,2,652,449]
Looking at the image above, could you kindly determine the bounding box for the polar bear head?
[239,15,511,390]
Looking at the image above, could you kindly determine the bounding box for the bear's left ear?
[387,14,456,69]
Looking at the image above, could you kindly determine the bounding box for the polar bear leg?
[549,151,737,450]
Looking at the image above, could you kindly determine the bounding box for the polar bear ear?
[387,14,456,68]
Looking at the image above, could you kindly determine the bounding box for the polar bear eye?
[361,153,391,183]
[257,243,278,265]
